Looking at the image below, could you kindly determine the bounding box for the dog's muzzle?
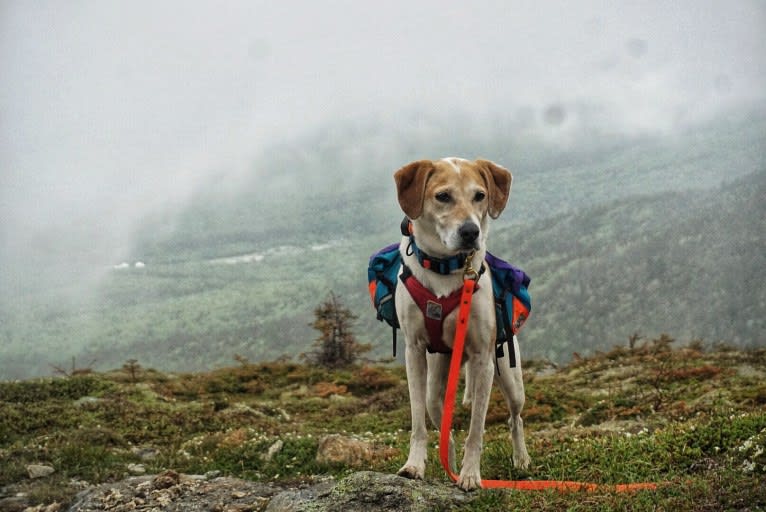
[458,221,480,249]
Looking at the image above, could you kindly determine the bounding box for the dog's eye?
[473,191,486,202]
[435,192,452,203]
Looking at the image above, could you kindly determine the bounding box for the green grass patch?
[1,344,765,510]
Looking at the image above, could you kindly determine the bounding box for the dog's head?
[394,157,512,255]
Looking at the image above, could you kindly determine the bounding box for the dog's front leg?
[426,352,457,473]
[398,342,428,480]
[458,355,494,491]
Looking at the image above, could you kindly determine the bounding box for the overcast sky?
[1,1,765,273]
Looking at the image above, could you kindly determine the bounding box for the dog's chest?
[398,265,492,354]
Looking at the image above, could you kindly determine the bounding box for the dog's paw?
[397,464,425,480]
[456,469,483,491]
[513,451,531,470]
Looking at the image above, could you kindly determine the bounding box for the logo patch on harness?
[426,300,443,320]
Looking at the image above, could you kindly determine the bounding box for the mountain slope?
[1,109,764,378]
[491,171,765,360]
[11,168,756,377]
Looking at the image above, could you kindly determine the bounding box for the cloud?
[1,0,764,285]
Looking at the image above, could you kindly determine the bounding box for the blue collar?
[407,237,470,275]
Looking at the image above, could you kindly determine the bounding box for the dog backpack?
[367,243,402,355]
[367,238,531,366]
[367,243,402,328]
[485,251,531,367]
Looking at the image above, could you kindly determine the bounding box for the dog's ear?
[394,160,435,219]
[476,159,512,219]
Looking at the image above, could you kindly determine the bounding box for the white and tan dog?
[394,157,530,491]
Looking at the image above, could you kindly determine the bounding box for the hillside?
[0,109,764,379]
[29,169,762,377]
[1,342,764,510]
[494,170,766,360]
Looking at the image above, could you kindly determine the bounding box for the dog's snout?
[458,222,480,246]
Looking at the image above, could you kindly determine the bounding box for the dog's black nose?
[458,222,480,246]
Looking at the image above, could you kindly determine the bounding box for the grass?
[1,338,764,510]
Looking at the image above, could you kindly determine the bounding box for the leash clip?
[463,250,478,281]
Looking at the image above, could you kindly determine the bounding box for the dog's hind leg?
[425,352,457,473]
[398,342,429,480]
[495,336,531,469]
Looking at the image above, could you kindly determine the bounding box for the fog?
[1,0,765,294]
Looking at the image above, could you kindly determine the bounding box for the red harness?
[400,265,479,354]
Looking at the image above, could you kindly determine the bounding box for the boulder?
[266,471,477,512]
[27,464,55,479]
[263,439,283,462]
[126,463,146,475]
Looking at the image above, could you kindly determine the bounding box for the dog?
[393,157,530,491]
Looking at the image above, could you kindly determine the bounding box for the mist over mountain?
[133,105,766,257]
[3,1,765,379]
[1,107,763,379]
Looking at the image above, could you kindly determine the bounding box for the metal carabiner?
[463,250,478,281]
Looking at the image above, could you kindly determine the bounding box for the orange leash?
[438,271,658,492]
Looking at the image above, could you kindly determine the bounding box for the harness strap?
[438,277,659,492]
[392,326,397,358]
[400,264,478,354]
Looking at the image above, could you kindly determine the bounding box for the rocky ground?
[59,470,473,512]
[2,340,765,511]
[3,470,476,512]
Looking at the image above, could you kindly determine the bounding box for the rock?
[315,435,396,467]
[66,470,481,512]
[68,473,280,512]
[130,446,159,460]
[27,464,55,479]
[0,495,29,512]
[264,439,283,461]
[18,503,63,511]
[152,470,180,489]
[266,471,477,512]
[265,479,336,512]
[126,463,146,475]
